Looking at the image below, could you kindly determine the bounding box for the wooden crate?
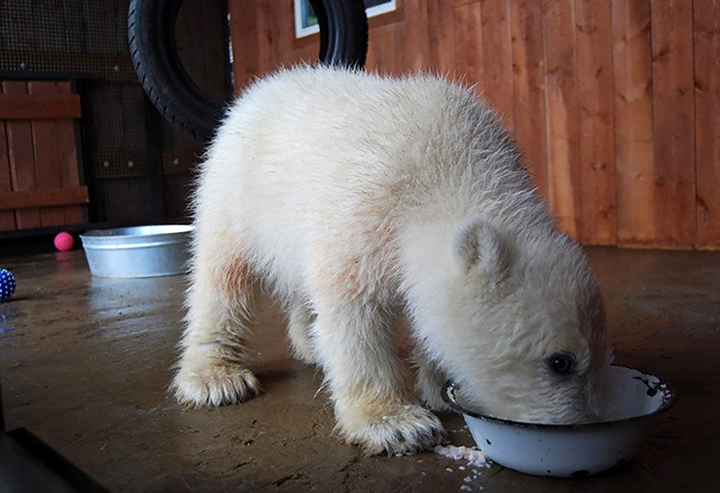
[0,80,88,232]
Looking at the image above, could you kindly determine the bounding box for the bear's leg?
[311,295,446,455]
[412,346,451,412]
[172,233,260,407]
[286,300,318,365]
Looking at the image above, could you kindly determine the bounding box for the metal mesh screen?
[0,0,231,226]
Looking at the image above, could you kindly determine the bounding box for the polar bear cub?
[172,66,612,455]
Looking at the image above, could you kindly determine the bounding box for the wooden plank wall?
[228,0,720,250]
[0,80,86,231]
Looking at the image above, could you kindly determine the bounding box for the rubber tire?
[128,0,368,142]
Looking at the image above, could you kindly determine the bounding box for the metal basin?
[80,225,193,278]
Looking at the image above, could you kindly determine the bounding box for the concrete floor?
[0,247,718,492]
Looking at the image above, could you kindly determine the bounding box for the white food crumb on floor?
[433,445,492,469]
[445,467,454,472]
[460,486,472,492]
[396,451,420,458]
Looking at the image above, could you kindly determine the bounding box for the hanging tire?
[128,0,368,142]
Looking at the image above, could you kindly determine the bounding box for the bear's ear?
[452,219,512,281]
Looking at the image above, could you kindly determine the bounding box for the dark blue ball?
[0,268,16,302]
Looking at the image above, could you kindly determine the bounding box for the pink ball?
[54,231,75,251]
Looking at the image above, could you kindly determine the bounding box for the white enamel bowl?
[442,366,675,477]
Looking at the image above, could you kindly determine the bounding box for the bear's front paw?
[172,364,261,407]
[338,403,446,455]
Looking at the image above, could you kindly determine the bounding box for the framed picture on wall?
[294,0,397,38]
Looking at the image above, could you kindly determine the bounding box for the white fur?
[171,66,612,455]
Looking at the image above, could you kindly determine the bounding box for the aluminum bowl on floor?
[80,225,193,278]
[442,365,675,478]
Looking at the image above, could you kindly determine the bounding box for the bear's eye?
[548,352,575,375]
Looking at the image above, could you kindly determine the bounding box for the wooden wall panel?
[256,1,279,78]
[613,0,655,247]
[366,22,401,73]
[399,0,432,71]
[275,0,297,67]
[542,0,581,239]
[511,0,548,197]
[481,0,514,129]
[575,0,616,244]
[694,0,720,249]
[453,2,483,96]
[427,0,456,73]
[227,0,720,250]
[651,0,695,248]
